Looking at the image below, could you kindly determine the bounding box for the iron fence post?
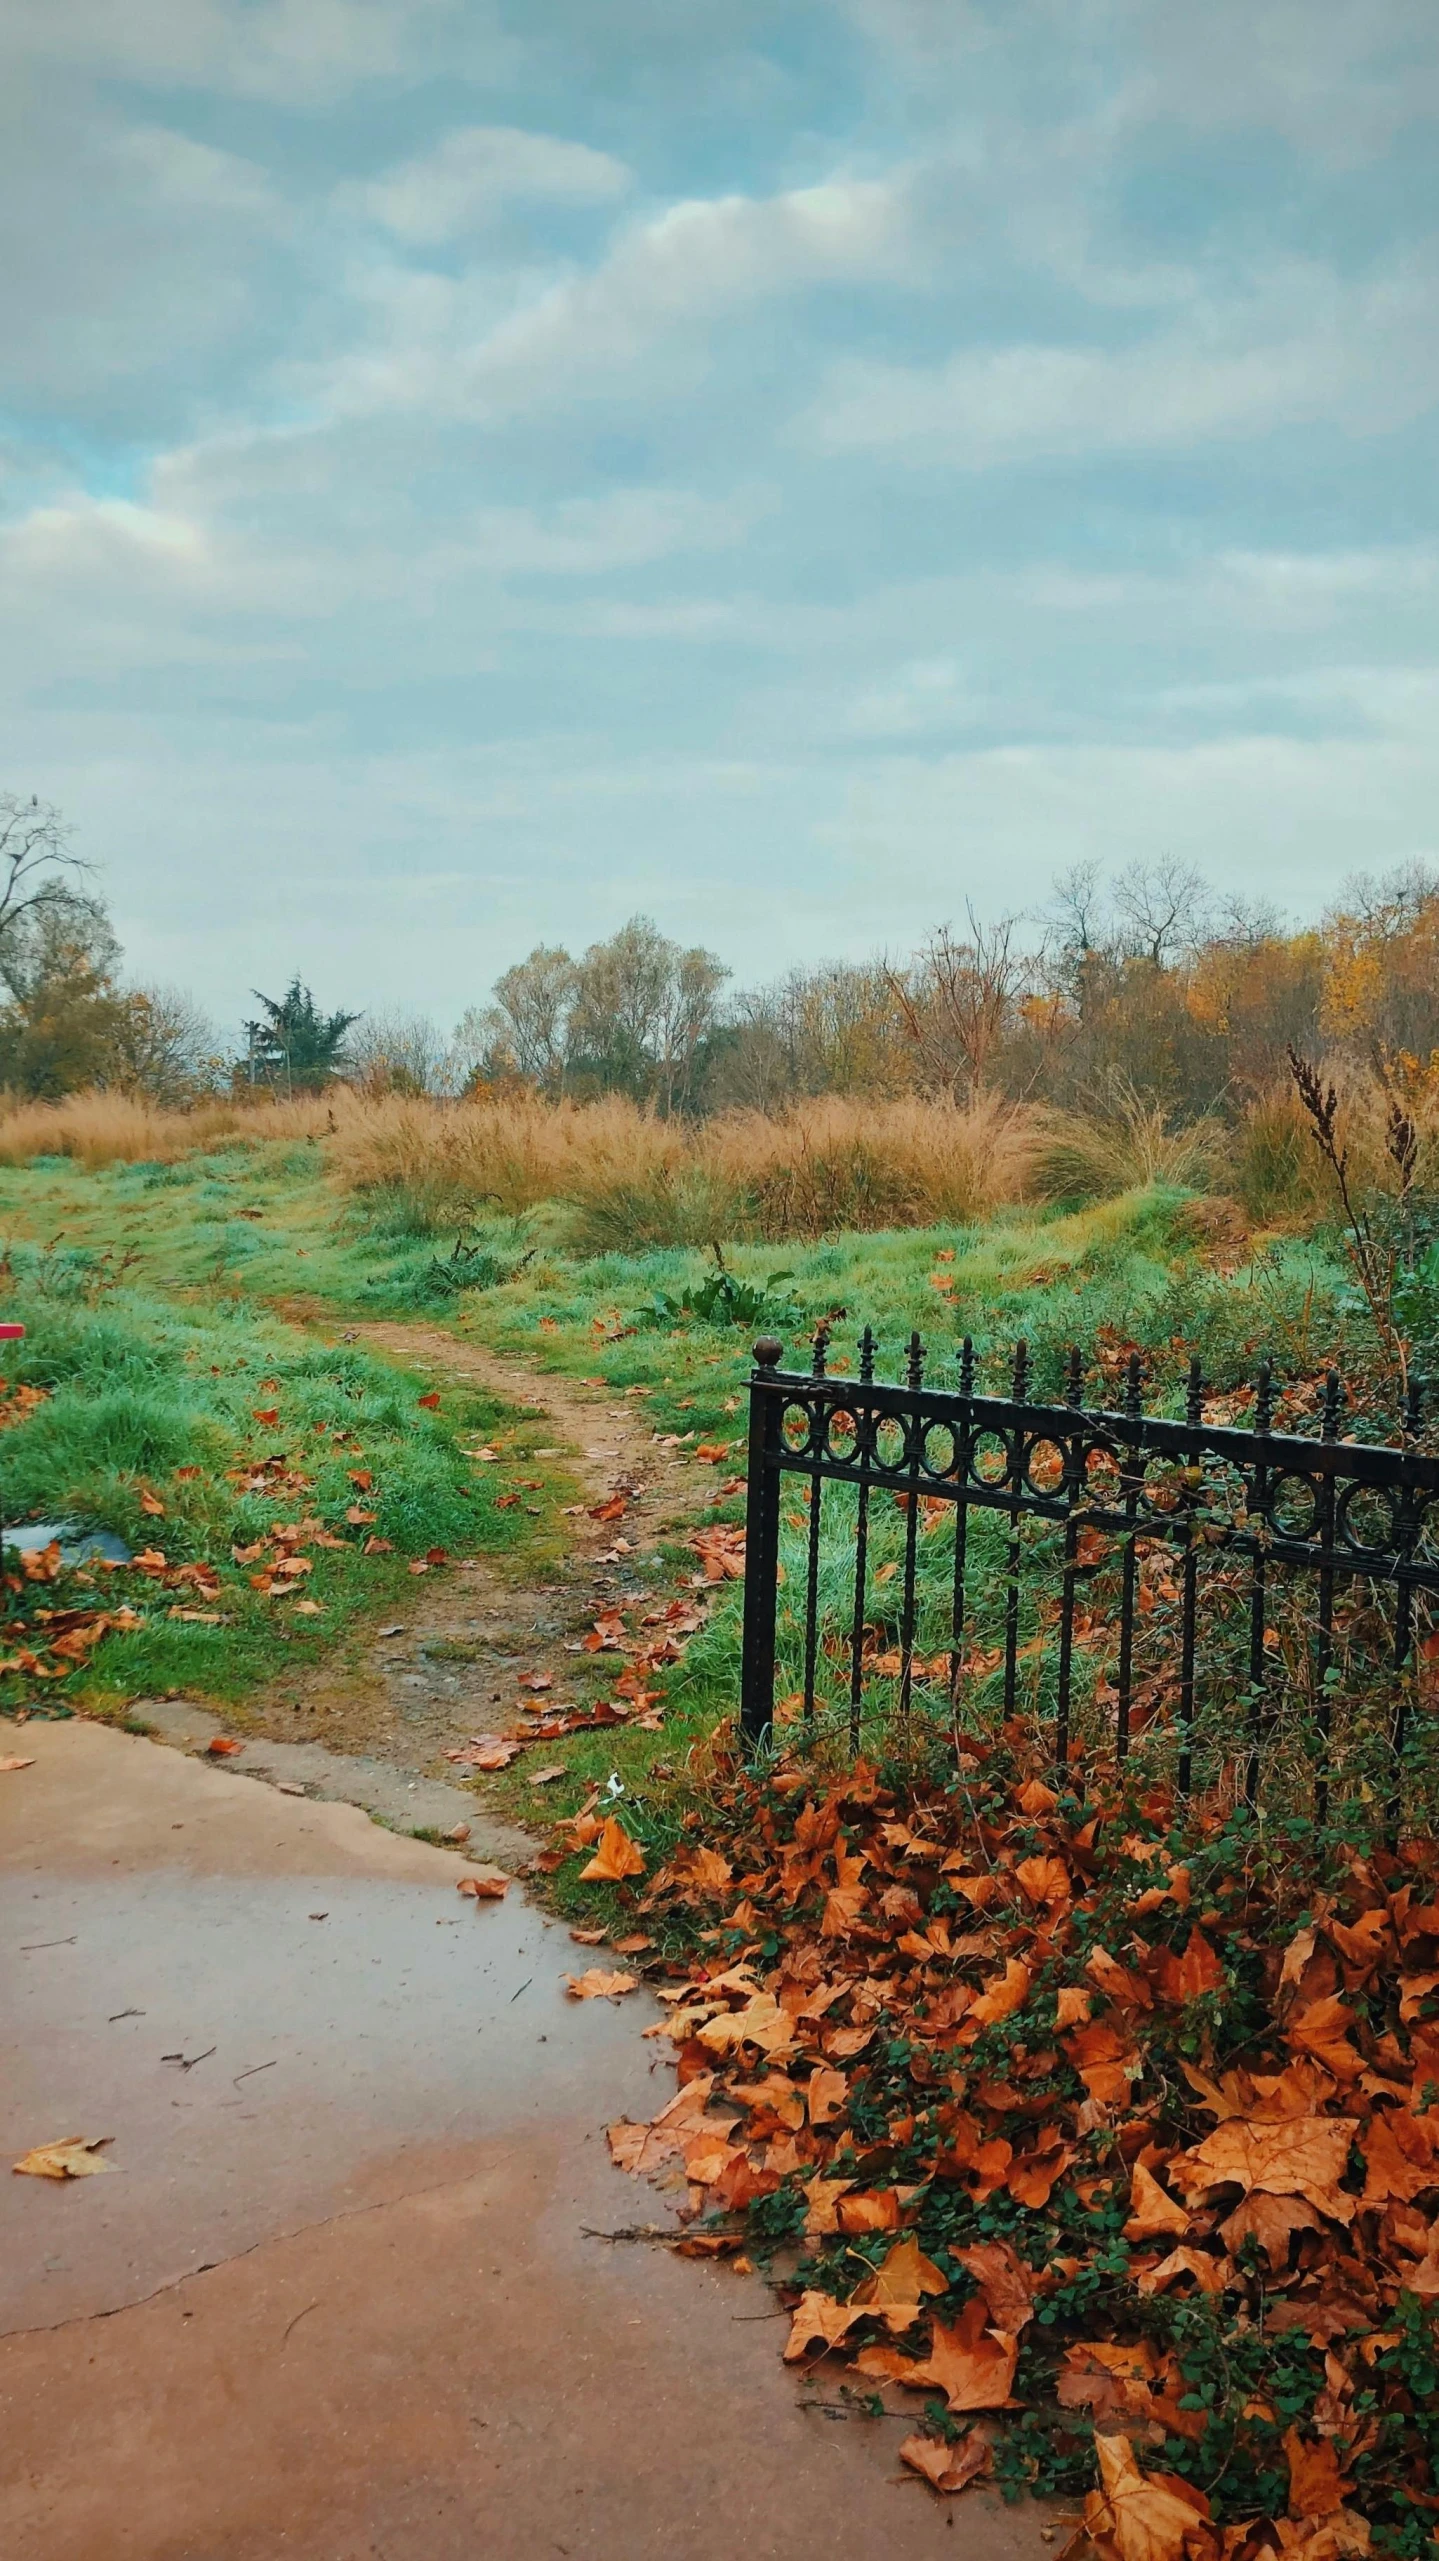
[740,1338,786,1750]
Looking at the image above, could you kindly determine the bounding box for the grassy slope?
[0,1145,1354,1857]
[0,1151,578,1716]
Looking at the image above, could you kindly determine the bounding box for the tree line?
[4,789,1436,1123]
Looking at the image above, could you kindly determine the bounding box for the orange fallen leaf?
[955,2239,1035,2332]
[13,2135,115,2180]
[854,2234,949,2327]
[900,2430,993,2494]
[417,1391,442,1410]
[252,1407,280,1427]
[1084,2431,1216,2561]
[782,2291,868,2361]
[205,1737,243,1757]
[564,1969,640,2000]
[1125,2162,1191,2241]
[912,2298,1018,2412]
[580,1817,646,1883]
[0,1754,35,1772]
[1284,2427,1349,2521]
[1168,2117,1359,2225]
[138,1491,166,1517]
[457,1872,510,1901]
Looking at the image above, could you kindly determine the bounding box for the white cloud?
[809,259,1439,461]
[351,127,630,246]
[5,0,482,104]
[307,174,914,425]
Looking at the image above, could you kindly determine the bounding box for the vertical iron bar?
[1315,1369,1341,1827]
[739,1337,786,1750]
[949,1335,973,1715]
[1116,1352,1143,1761]
[1244,1359,1275,1807]
[800,1331,826,1724]
[1390,1376,1423,1841]
[1054,1344,1083,1781]
[898,1331,924,1729]
[1177,1355,1203,1802]
[848,1326,875,1752]
[1002,1339,1028,1715]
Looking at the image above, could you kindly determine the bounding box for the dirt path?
[221,1318,722,1807]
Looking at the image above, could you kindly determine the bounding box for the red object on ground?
[0,1325,24,1341]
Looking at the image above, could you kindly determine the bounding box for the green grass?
[0,1145,1362,1793]
[0,1252,574,1716]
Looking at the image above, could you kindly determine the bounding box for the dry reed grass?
[0,1089,335,1170]
[329,1089,1042,1244]
[5,1070,1425,1248]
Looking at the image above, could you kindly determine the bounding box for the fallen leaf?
[1084,2432,1216,2561]
[205,1737,243,1757]
[13,2135,115,2180]
[579,1817,646,1883]
[900,2430,993,2494]
[529,1764,568,1786]
[955,2239,1036,2332]
[1284,2427,1349,2522]
[912,2298,1018,2412]
[564,1969,640,2000]
[417,1391,442,1410]
[1125,2162,1191,2241]
[781,2291,868,2361]
[0,1754,35,1772]
[1168,2117,1359,2225]
[457,1872,510,1902]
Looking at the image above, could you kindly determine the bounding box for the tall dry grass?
[707,1093,1041,1239]
[329,1089,1042,1244]
[0,1089,336,1170]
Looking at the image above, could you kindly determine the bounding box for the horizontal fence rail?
[739,1328,1439,1825]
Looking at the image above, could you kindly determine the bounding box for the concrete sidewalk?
[1,1720,1047,2561]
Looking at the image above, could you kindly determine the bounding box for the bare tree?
[1113,858,1212,969]
[0,794,93,946]
[885,909,1028,1099]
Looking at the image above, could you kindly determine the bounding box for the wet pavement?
[1,1720,1048,2561]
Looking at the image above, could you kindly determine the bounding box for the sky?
[2,0,1437,1034]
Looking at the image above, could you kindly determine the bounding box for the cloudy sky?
[3,1,1437,1029]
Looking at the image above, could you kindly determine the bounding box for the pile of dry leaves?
[589,1723,1439,2557]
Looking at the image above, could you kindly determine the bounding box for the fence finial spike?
[753,1336,783,1371]
[1065,1343,1084,1409]
[811,1320,829,1378]
[1404,1373,1423,1440]
[1187,1352,1205,1427]
[1012,1338,1030,1401]
[858,1324,876,1383]
[959,1335,974,1395]
[1321,1368,1343,1439]
[1255,1357,1275,1435]
[907,1330,925,1389]
[1125,1350,1143,1420]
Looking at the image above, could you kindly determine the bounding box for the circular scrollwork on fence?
[1023,1437,1068,1496]
[782,1401,817,1456]
[921,1419,961,1480]
[969,1430,1013,1489]
[872,1413,908,1473]
[1266,1472,1320,1542]
[824,1406,860,1463]
[1084,1444,1124,1506]
[1337,1480,1398,1558]
[1139,1458,1184,1515]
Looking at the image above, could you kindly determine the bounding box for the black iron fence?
[739,1328,1439,1822]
